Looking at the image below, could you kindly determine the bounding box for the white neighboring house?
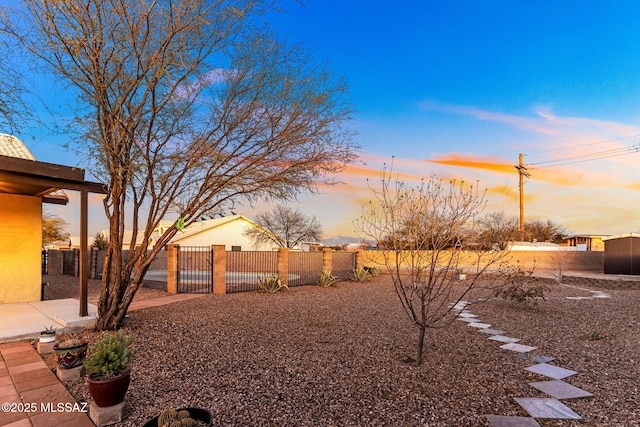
[157,215,273,251]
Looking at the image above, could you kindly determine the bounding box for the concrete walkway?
[0,300,98,344]
[0,293,207,427]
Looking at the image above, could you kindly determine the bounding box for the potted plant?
[143,408,212,427]
[53,339,89,369]
[85,331,134,407]
[39,325,57,343]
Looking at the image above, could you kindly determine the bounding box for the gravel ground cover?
[42,274,168,302]
[47,275,639,426]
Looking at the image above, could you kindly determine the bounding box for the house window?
[231,246,241,252]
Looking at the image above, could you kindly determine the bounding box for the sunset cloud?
[427,153,516,174]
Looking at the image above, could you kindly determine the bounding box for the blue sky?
[25,1,640,239]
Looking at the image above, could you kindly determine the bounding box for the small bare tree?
[354,166,508,366]
[244,205,322,249]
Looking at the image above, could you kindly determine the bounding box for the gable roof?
[169,215,258,243]
[0,134,36,160]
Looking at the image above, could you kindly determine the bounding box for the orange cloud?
[427,153,516,174]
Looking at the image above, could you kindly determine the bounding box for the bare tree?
[0,11,33,133]
[477,211,519,250]
[42,211,70,246]
[524,219,567,243]
[11,0,357,330]
[354,166,508,366]
[244,205,323,249]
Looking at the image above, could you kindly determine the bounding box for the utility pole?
[515,153,530,241]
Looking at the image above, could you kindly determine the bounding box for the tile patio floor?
[0,293,206,427]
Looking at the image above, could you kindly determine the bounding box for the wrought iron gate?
[175,246,214,293]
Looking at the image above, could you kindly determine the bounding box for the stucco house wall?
[0,193,42,303]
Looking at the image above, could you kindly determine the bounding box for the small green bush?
[348,267,371,282]
[257,274,287,294]
[317,269,339,287]
[84,331,134,379]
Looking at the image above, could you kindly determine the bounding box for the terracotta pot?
[142,407,212,427]
[53,341,88,369]
[87,372,131,407]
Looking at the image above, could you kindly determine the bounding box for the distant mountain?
[322,235,370,246]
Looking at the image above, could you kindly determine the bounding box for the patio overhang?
[0,154,108,316]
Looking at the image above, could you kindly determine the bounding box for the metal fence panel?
[288,251,323,287]
[176,246,213,293]
[226,251,278,293]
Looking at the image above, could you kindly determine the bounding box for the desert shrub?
[317,269,339,287]
[348,267,371,282]
[256,274,287,294]
[496,281,547,304]
[364,266,380,277]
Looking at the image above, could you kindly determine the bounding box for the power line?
[525,133,640,157]
[526,142,640,169]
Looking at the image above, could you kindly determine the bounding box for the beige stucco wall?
[361,249,604,273]
[0,194,42,303]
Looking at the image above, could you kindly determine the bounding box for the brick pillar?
[212,245,227,295]
[356,249,365,270]
[322,248,332,272]
[277,247,289,287]
[167,244,179,294]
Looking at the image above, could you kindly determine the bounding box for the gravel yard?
[42,274,168,302]
[48,275,639,426]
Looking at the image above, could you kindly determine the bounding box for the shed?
[603,234,640,275]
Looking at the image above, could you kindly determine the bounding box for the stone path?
[452,288,610,426]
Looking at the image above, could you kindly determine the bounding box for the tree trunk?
[415,324,426,366]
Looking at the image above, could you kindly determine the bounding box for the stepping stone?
[478,328,506,335]
[489,335,520,343]
[450,301,470,311]
[485,414,541,427]
[514,353,555,363]
[468,322,492,329]
[457,317,479,323]
[525,363,577,380]
[529,380,593,399]
[500,343,537,353]
[514,397,582,419]
[458,312,478,318]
